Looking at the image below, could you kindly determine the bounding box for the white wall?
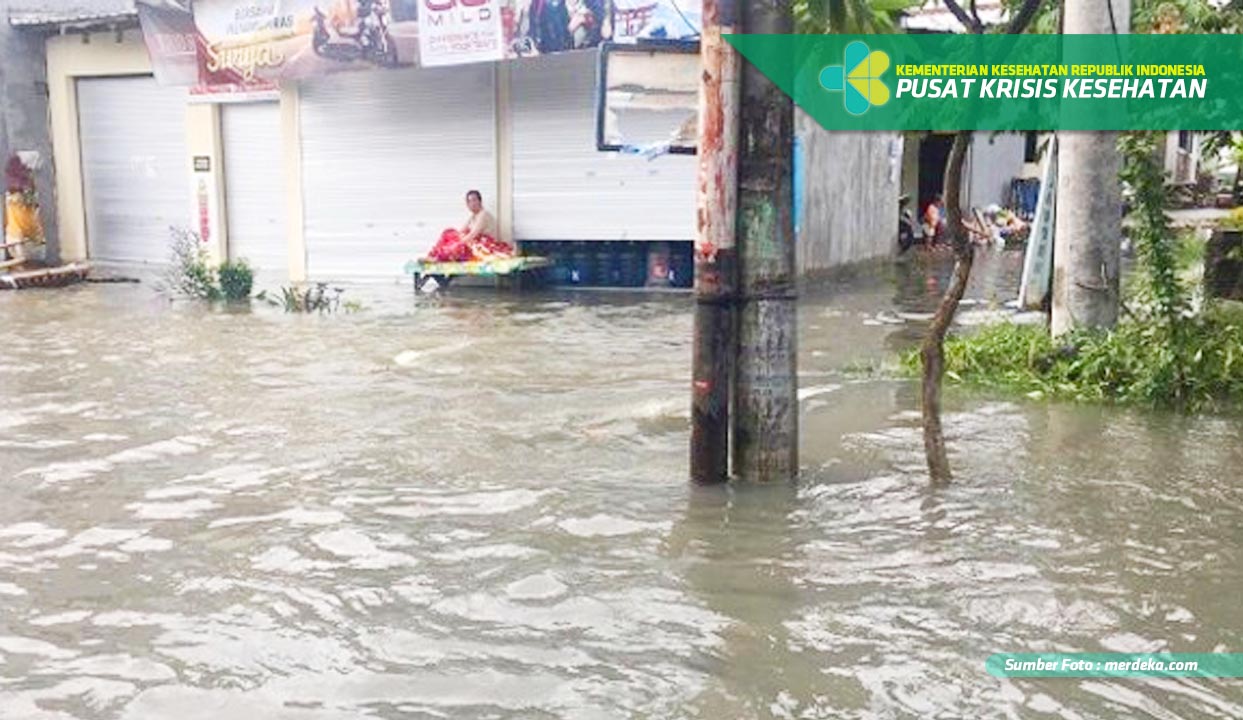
[968,131,1026,209]
[797,111,899,273]
[1164,132,1200,185]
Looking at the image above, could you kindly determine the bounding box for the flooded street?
[2,252,1242,719]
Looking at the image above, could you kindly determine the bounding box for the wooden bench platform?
[403,256,553,293]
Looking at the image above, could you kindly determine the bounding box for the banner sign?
[137,0,703,91]
[418,0,505,67]
[724,34,1243,130]
[136,0,200,86]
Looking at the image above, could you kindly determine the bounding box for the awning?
[8,1,138,31]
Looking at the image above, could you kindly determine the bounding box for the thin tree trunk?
[921,130,973,485]
[919,0,1043,484]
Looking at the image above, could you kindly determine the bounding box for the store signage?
[188,154,221,252]
[418,0,505,68]
[136,0,704,91]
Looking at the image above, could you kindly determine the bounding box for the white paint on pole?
[1018,135,1057,309]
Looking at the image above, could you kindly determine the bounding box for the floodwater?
[1,250,1241,719]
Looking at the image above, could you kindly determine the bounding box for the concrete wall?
[796,111,898,275]
[0,1,58,260]
[900,132,920,207]
[967,131,1026,210]
[1164,131,1201,185]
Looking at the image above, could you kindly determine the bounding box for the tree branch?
[917,0,1044,485]
[943,0,1044,35]
[1005,0,1045,35]
[941,0,984,34]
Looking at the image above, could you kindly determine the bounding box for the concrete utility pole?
[1051,0,1131,336]
[733,0,798,482]
[691,0,741,484]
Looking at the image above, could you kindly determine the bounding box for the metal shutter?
[510,52,697,242]
[299,65,497,281]
[222,102,287,281]
[77,76,190,265]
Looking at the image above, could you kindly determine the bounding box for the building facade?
[7,3,898,287]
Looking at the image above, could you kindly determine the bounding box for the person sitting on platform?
[426,190,513,263]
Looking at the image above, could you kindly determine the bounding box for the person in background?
[426,190,513,263]
[923,193,947,243]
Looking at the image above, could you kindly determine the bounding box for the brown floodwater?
[1,250,1241,719]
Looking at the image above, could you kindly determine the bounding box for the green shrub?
[904,307,1243,412]
[165,227,220,300]
[257,283,344,313]
[218,259,254,301]
[1224,207,1243,231]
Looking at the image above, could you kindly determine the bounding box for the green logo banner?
[986,653,1243,678]
[724,34,1239,130]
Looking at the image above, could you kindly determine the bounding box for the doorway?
[918,133,955,212]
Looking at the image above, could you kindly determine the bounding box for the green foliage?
[217,259,254,302]
[1136,1,1243,176]
[165,227,221,301]
[1121,133,1190,329]
[794,0,916,34]
[1223,208,1243,232]
[164,228,257,302]
[1018,0,1243,38]
[1006,0,1059,34]
[1134,0,1243,34]
[903,312,1243,411]
[258,283,344,313]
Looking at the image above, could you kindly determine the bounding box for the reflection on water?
[1,251,1241,719]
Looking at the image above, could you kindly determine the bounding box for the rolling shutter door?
[510,52,696,242]
[299,65,497,281]
[77,76,190,265]
[222,102,287,281]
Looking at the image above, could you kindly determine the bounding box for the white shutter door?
[222,102,287,281]
[511,52,696,242]
[78,76,190,265]
[299,66,497,281]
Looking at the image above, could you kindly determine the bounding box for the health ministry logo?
[819,41,891,115]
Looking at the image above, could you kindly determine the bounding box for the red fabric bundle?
[427,229,513,263]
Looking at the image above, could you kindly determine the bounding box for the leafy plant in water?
[904,312,1243,412]
[1120,132,1196,404]
[258,283,345,313]
[217,259,254,302]
[165,227,220,300]
[1121,134,1190,324]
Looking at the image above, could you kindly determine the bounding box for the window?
[1178,130,1192,152]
